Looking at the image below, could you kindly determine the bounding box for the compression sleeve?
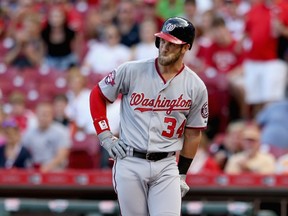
[89,85,111,134]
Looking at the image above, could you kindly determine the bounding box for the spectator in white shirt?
[130,19,158,61]
[81,24,131,77]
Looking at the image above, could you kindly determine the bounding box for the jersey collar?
[155,58,185,84]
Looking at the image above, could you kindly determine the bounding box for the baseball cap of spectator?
[242,127,260,141]
[1,119,19,129]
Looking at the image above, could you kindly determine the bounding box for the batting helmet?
[155,17,195,50]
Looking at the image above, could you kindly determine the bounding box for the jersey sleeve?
[186,86,209,129]
[98,63,130,102]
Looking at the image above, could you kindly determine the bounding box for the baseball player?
[90,17,208,216]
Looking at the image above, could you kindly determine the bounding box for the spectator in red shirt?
[241,0,288,118]
[205,16,247,120]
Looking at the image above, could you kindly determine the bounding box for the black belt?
[133,150,175,161]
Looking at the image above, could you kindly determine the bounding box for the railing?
[0,199,257,216]
[0,169,287,215]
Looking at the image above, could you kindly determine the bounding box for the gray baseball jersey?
[98,58,208,152]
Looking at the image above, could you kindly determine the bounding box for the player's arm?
[178,128,202,197]
[89,85,126,159]
[90,85,110,134]
[178,128,202,174]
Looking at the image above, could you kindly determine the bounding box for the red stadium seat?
[70,132,101,168]
[71,132,100,154]
[36,67,69,100]
[67,149,95,169]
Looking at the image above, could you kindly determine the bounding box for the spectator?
[138,0,164,31]
[188,134,221,174]
[82,7,102,42]
[205,16,247,120]
[65,68,95,135]
[97,0,118,29]
[21,102,71,172]
[224,123,276,174]
[275,153,288,174]
[0,14,9,61]
[241,0,288,118]
[5,0,38,37]
[4,14,44,69]
[182,0,201,27]
[184,9,216,73]
[6,91,37,134]
[53,94,70,127]
[130,20,158,61]
[115,0,140,47]
[156,0,184,20]
[0,119,32,169]
[0,105,7,146]
[220,0,246,41]
[41,6,79,72]
[66,67,120,168]
[182,0,204,73]
[256,99,288,158]
[209,120,245,170]
[81,24,131,76]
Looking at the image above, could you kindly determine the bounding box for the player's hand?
[98,131,127,159]
[180,174,190,197]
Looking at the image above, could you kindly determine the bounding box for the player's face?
[158,38,184,66]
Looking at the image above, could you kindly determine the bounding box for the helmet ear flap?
[155,37,160,49]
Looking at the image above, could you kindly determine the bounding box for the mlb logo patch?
[105,70,116,86]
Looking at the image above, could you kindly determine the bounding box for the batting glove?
[98,131,127,159]
[180,174,190,197]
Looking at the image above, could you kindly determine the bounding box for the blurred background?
[0,0,287,215]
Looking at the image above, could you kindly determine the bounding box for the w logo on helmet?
[105,70,116,86]
[165,23,176,32]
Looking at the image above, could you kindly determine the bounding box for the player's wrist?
[178,155,193,175]
[93,117,110,134]
[180,174,186,180]
[98,130,114,146]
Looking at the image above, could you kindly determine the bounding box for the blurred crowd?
[0,0,288,175]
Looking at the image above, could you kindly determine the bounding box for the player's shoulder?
[121,58,155,68]
[116,58,155,75]
[183,65,206,87]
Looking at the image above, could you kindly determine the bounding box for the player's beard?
[158,48,182,66]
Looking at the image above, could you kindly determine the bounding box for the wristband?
[93,117,110,134]
[178,155,193,175]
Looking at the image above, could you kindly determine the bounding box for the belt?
[132,150,175,161]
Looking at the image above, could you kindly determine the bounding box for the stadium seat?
[71,132,100,154]
[86,72,106,89]
[67,149,95,169]
[70,132,101,168]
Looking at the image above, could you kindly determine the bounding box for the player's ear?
[182,44,190,53]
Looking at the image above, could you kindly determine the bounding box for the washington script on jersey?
[130,92,192,115]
